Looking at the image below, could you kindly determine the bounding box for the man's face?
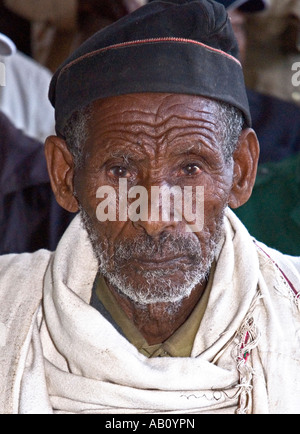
[73,93,235,306]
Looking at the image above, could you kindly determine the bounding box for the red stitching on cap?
[95,37,241,65]
[58,37,241,80]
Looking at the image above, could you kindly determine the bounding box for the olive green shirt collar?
[95,264,215,358]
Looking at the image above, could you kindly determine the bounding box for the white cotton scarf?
[0,209,300,414]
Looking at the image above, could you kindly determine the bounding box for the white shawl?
[0,209,299,414]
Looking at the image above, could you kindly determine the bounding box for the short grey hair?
[217,102,245,162]
[62,104,93,168]
[62,99,245,168]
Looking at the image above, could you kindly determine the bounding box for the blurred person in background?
[0,32,55,142]
[219,0,300,164]
[244,0,300,106]
[0,1,55,143]
[0,0,31,56]
[0,110,73,255]
[0,34,72,254]
[4,0,147,72]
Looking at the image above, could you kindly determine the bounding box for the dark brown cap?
[49,0,251,135]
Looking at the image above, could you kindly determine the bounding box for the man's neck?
[105,280,208,345]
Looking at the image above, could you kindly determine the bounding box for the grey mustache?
[114,233,201,263]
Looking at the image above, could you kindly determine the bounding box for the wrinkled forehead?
[84,93,223,158]
[89,93,220,127]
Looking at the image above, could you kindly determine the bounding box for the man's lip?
[128,256,188,266]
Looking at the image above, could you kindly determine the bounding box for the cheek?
[205,180,231,213]
[94,221,129,248]
[197,174,232,235]
[74,169,98,204]
[206,166,233,204]
[76,182,133,247]
[75,166,116,219]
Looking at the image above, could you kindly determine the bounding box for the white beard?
[80,207,225,307]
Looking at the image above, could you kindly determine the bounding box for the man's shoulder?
[255,240,300,296]
[0,249,53,412]
[262,243,300,275]
[0,250,53,316]
[0,249,52,274]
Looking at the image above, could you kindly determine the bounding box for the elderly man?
[0,0,299,415]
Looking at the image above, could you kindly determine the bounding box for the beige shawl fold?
[0,209,299,414]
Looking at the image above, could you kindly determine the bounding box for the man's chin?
[102,267,207,307]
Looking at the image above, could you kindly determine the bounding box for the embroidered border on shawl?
[212,290,262,415]
[233,291,262,415]
[254,241,300,309]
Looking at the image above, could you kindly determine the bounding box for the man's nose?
[131,183,181,237]
[133,216,179,238]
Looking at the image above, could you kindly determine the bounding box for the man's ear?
[228,128,260,209]
[45,136,79,213]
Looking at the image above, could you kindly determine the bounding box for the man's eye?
[181,164,202,176]
[108,166,131,178]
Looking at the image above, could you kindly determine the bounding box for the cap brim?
[0,33,16,56]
